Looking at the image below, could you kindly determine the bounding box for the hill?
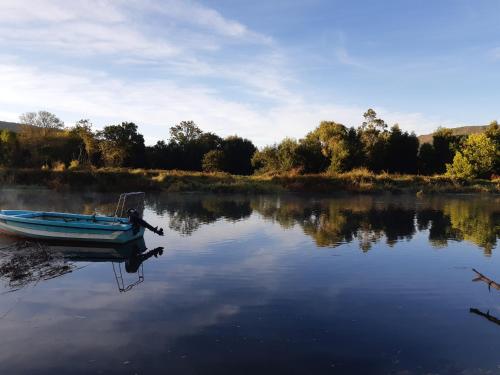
[0,120,23,133]
[418,125,488,144]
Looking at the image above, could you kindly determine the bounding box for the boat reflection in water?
[0,238,163,293]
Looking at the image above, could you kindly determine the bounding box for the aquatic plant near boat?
[0,242,75,290]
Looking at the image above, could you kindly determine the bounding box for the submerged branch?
[470,308,500,326]
[472,268,500,291]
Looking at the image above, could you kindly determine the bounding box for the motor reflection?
[0,238,164,293]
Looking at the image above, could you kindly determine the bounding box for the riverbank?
[0,168,498,194]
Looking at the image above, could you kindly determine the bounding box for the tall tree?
[432,128,460,173]
[484,121,500,174]
[418,143,436,175]
[19,111,64,136]
[221,136,256,175]
[385,125,419,173]
[169,121,203,146]
[98,122,145,167]
[358,109,389,172]
[0,130,20,166]
[71,119,101,166]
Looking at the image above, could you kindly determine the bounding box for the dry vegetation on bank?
[0,168,498,194]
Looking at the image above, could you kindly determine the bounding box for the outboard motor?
[127,209,164,236]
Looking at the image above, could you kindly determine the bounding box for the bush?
[446,133,496,179]
[202,150,225,172]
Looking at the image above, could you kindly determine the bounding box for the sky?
[0,0,499,146]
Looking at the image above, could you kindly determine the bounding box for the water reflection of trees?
[252,197,417,251]
[2,189,497,253]
[153,194,499,254]
[147,194,252,235]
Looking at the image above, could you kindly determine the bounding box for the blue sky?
[0,0,499,146]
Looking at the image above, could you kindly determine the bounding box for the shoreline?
[0,168,498,194]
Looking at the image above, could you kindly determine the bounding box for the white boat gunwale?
[0,210,132,232]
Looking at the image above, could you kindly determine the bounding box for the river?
[0,188,499,374]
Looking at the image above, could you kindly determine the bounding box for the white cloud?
[0,0,453,145]
[0,0,268,60]
[0,61,449,146]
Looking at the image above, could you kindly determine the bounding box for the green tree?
[296,134,329,173]
[385,124,419,173]
[277,138,301,172]
[311,121,362,173]
[418,143,436,175]
[0,130,20,166]
[169,121,203,146]
[484,121,500,174]
[446,133,496,179]
[360,108,387,132]
[251,145,280,174]
[221,136,256,175]
[432,127,460,173]
[358,109,389,172]
[70,119,101,166]
[98,122,145,167]
[202,150,226,172]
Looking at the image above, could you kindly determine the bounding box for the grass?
[0,167,498,194]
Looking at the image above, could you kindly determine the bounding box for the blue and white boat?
[0,192,163,244]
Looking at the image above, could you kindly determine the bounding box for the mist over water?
[0,188,499,374]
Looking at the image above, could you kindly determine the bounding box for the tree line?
[0,109,498,178]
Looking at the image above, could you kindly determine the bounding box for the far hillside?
[418,125,488,144]
[0,120,23,133]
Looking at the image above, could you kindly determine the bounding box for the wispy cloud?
[0,0,452,145]
[334,46,365,68]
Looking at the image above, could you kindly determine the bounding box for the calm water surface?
[0,188,499,374]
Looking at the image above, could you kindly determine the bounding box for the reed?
[0,167,498,194]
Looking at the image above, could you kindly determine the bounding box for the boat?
[0,192,163,244]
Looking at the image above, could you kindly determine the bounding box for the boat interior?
[1,210,128,226]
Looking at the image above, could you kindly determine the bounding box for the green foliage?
[432,127,462,173]
[295,134,329,173]
[446,133,496,179]
[169,120,203,145]
[312,121,350,173]
[446,152,474,179]
[221,136,256,175]
[418,143,436,175]
[277,138,300,172]
[484,121,500,174]
[202,150,225,172]
[0,130,20,166]
[5,109,498,180]
[385,125,419,173]
[98,122,145,167]
[358,109,389,171]
[252,145,280,174]
[71,119,101,166]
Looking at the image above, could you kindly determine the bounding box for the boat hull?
[0,210,144,244]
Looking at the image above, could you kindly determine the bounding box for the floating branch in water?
[470,308,500,327]
[0,241,75,290]
[472,268,500,292]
